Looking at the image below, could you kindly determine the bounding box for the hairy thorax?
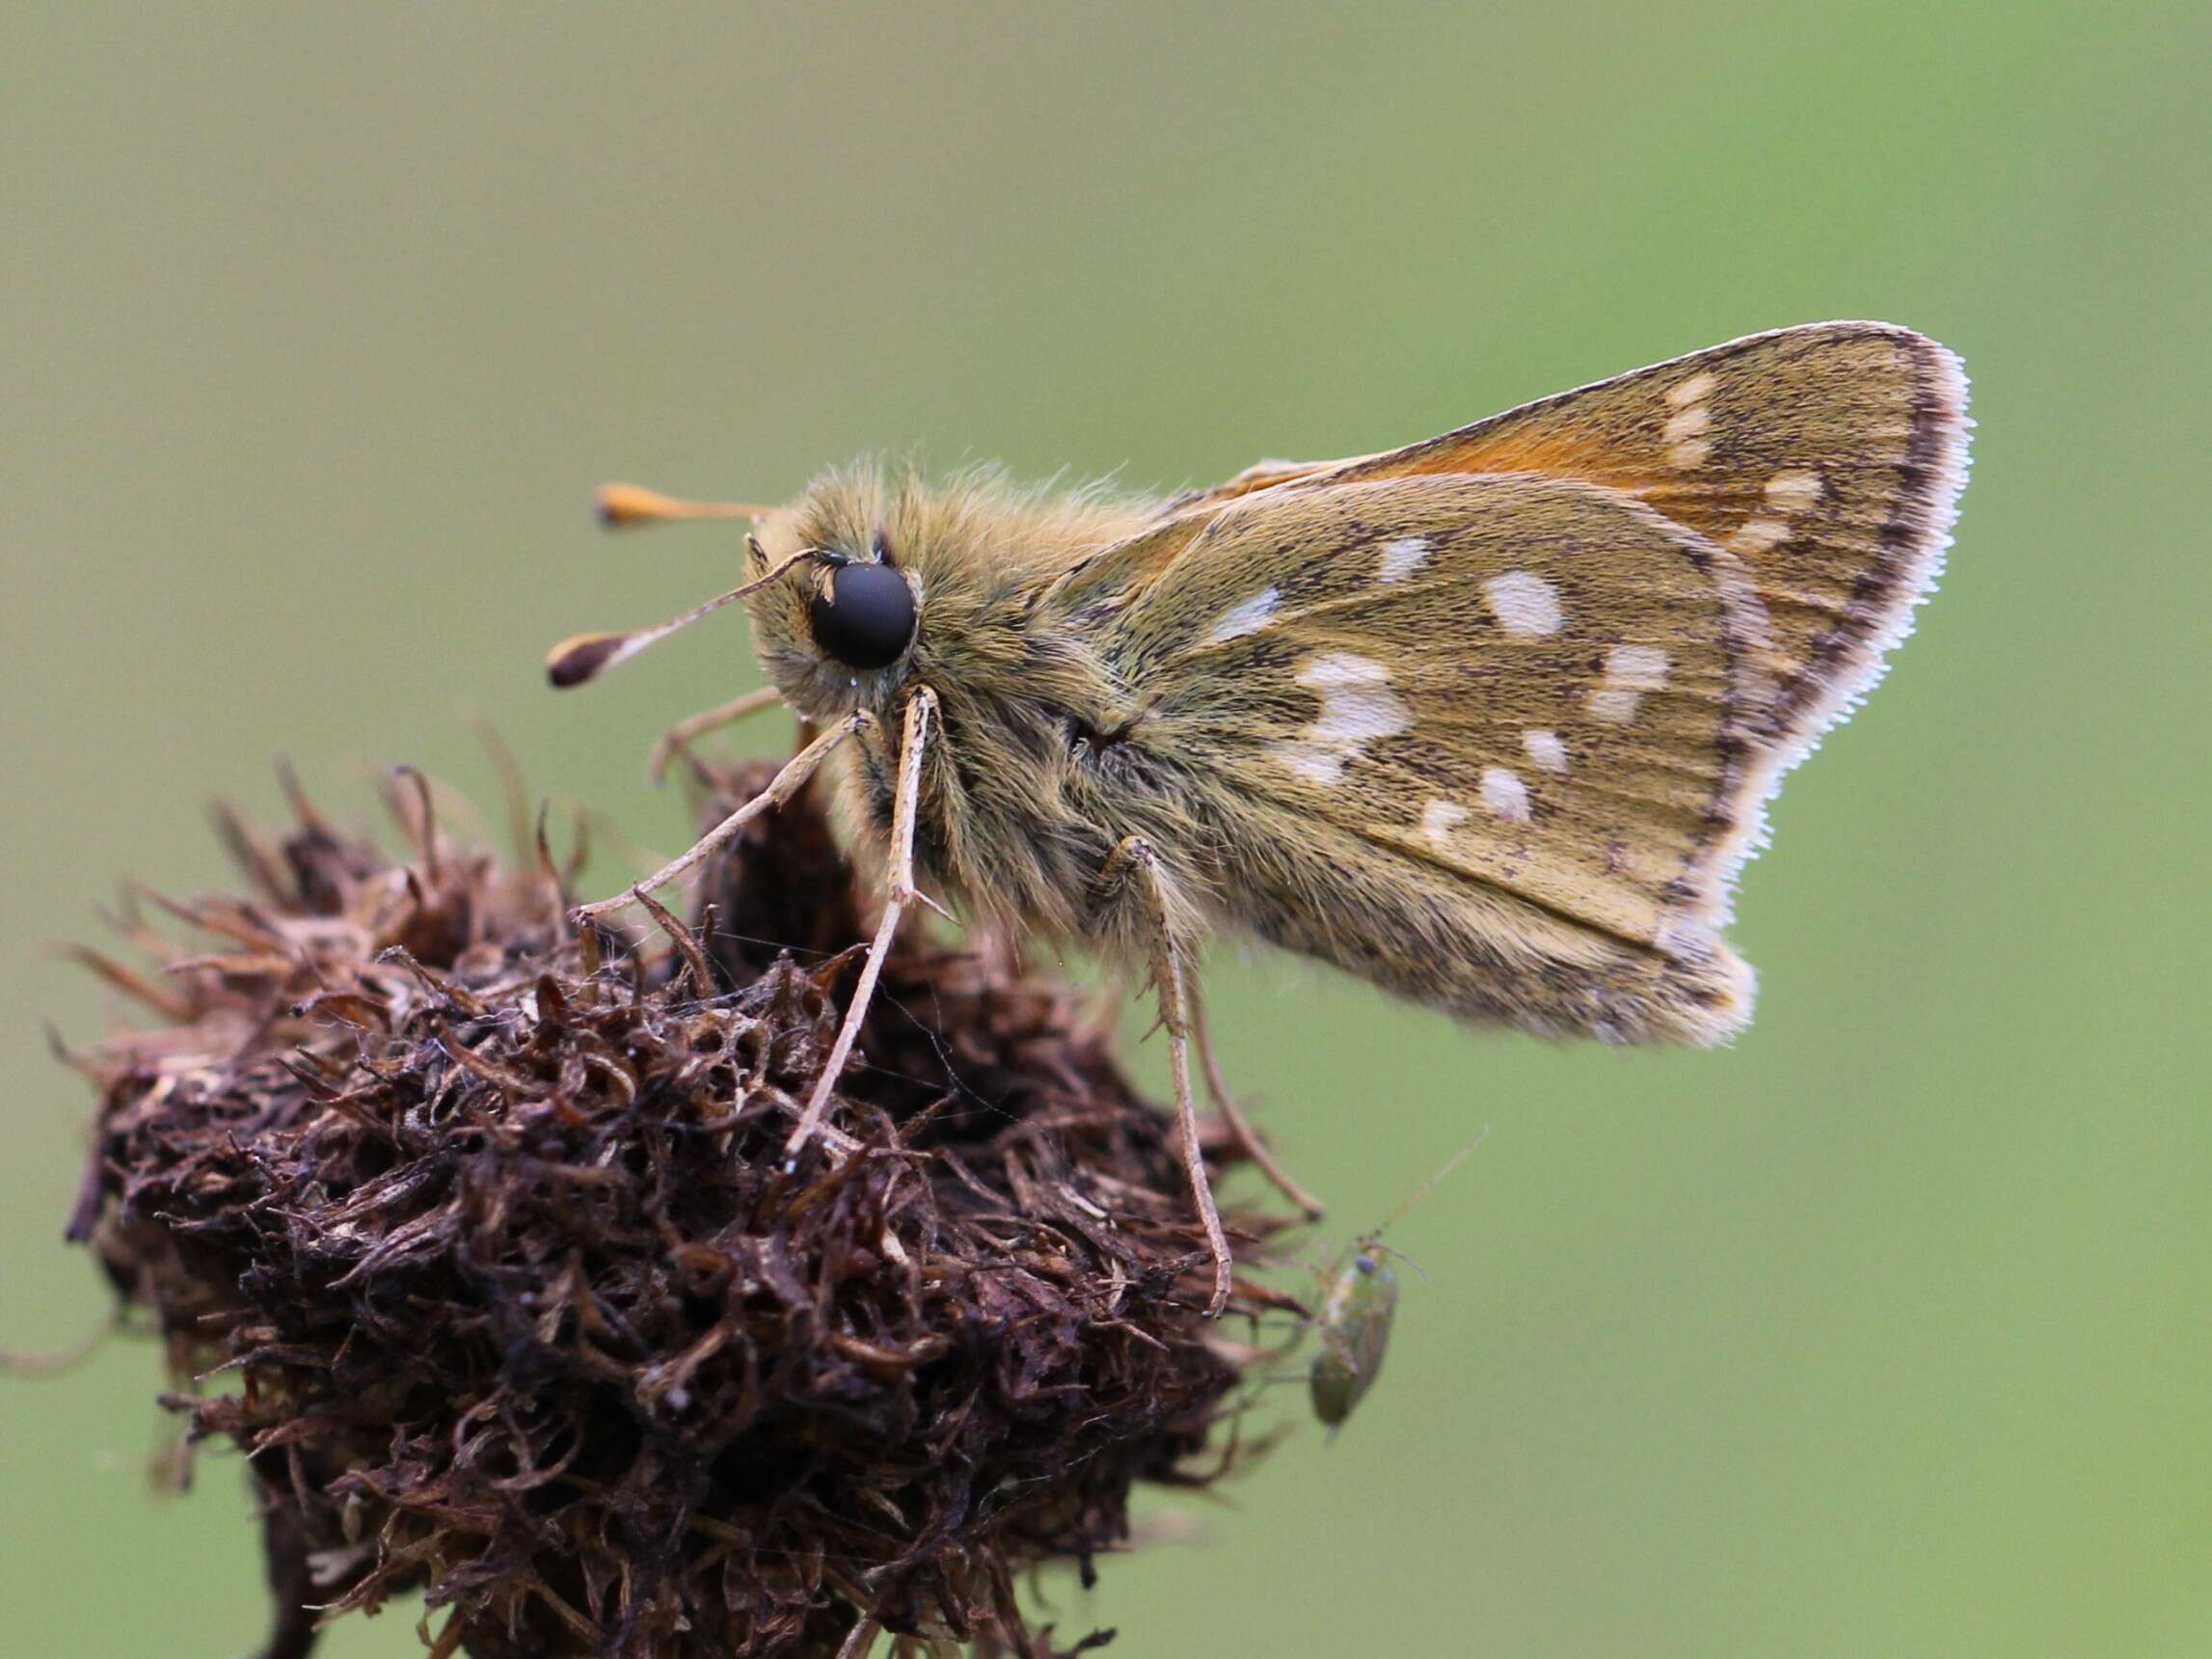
[838,632,1221,964]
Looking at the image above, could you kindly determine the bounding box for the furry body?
[736,322,1969,1047]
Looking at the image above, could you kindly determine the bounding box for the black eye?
[810,561,916,670]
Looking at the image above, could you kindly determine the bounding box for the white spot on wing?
[1586,645,1671,722]
[1204,586,1281,644]
[1308,692,1406,748]
[1587,689,1642,722]
[1268,741,1346,786]
[1605,645,1671,691]
[1272,652,1411,787]
[1727,517,1792,555]
[1377,536,1431,583]
[1420,799,1468,847]
[1764,470,1824,511]
[1482,571,1564,637]
[1665,372,1716,408]
[1663,379,1714,469]
[1301,656,1411,747]
[1299,652,1394,691]
[1523,729,1569,773]
[1480,766,1531,823]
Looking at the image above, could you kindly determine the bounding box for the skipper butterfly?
[550,321,1971,1314]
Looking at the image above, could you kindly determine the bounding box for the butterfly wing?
[1169,322,1969,753]
[1066,473,1784,1044]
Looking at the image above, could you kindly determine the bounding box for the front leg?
[647,684,784,783]
[784,687,939,1157]
[575,710,871,926]
[1095,834,1233,1318]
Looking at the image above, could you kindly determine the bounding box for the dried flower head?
[65,762,1289,1658]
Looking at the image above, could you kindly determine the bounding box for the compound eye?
[809,560,916,670]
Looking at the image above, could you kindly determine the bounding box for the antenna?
[1367,1125,1490,1245]
[595,482,774,529]
[546,548,817,689]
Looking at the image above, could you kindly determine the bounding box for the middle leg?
[648,684,785,783]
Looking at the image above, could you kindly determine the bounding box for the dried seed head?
[66,762,1288,1658]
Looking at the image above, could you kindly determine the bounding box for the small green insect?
[1309,1130,1485,1430]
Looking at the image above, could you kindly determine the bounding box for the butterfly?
[549,321,1971,1315]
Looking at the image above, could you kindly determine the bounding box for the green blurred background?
[6,5,2207,1655]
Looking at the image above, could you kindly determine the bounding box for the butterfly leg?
[1097,833,1234,1318]
[783,687,939,1158]
[573,710,869,927]
[647,684,785,783]
[1190,985,1325,1219]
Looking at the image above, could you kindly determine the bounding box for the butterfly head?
[744,463,1139,722]
[549,464,1151,722]
[545,470,924,717]
[742,493,925,722]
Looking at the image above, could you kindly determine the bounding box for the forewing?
[1172,323,1969,750]
[1096,474,1777,957]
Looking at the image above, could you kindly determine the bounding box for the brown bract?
[66,762,1284,1658]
